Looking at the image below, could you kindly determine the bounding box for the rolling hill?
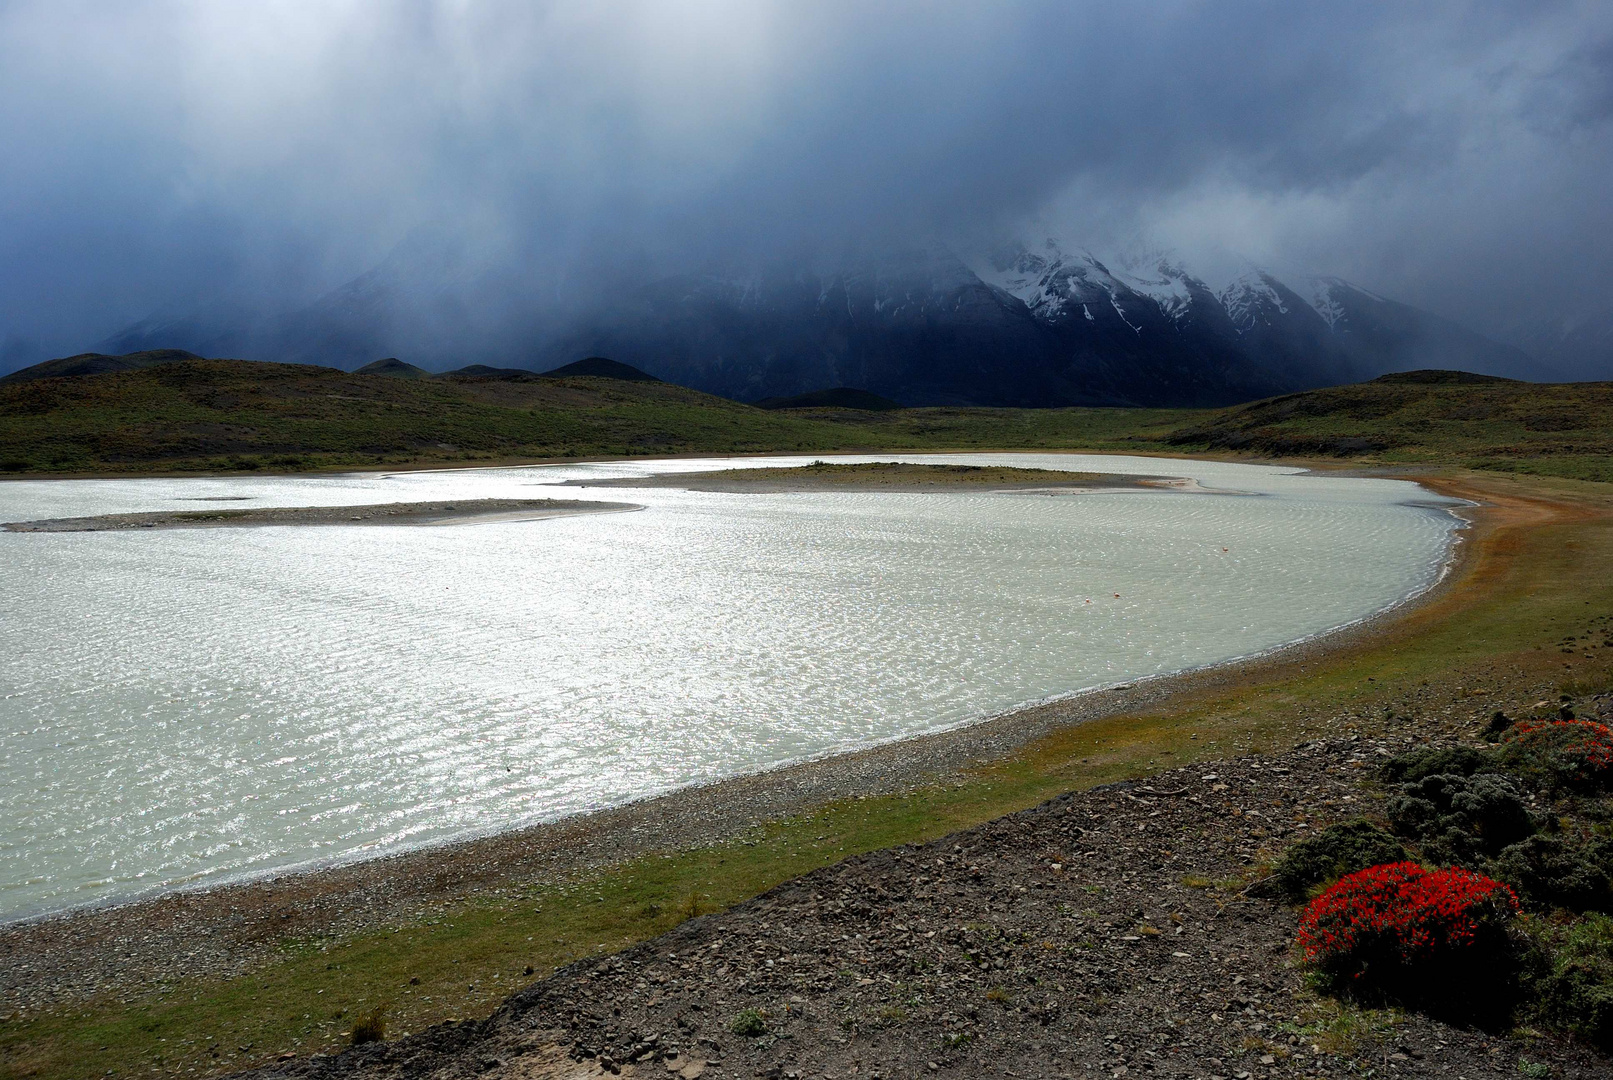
[1160,369,1613,479]
[0,353,1608,482]
[0,354,1194,474]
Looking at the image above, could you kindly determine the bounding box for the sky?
[1,1,1611,373]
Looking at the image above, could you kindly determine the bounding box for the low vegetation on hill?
[0,356,1193,474]
[1161,370,1613,482]
[0,355,1609,478]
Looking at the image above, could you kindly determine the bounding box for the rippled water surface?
[0,454,1463,920]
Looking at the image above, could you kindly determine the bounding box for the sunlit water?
[0,454,1464,921]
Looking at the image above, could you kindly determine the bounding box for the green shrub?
[1520,912,1613,1049]
[1497,720,1613,794]
[730,1008,768,1037]
[1379,745,1494,783]
[1492,835,1613,913]
[1386,773,1537,862]
[1261,821,1408,902]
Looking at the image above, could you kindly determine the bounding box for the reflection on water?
[0,454,1462,920]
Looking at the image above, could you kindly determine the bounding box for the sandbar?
[2,498,641,533]
[568,460,1207,493]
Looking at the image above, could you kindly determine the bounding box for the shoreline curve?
[0,473,1495,1014]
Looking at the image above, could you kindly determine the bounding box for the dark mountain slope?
[539,357,659,382]
[355,358,431,378]
[755,387,903,410]
[83,237,1539,409]
[0,349,205,384]
[1308,277,1534,377]
[540,250,1098,408]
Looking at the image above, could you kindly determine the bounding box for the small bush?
[1385,772,1536,862]
[1520,912,1613,1049]
[350,1006,387,1045]
[730,1008,768,1037]
[1492,835,1613,913]
[1380,745,1494,783]
[1498,719,1613,793]
[1297,862,1521,1023]
[1260,821,1408,902]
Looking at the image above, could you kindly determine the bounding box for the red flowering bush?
[1498,719,1613,792]
[1298,862,1521,1021]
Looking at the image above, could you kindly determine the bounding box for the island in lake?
[571,460,1205,493]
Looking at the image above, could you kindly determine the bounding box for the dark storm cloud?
[1,1,1610,370]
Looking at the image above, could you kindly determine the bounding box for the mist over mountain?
[96,237,1532,407]
[2,4,1610,388]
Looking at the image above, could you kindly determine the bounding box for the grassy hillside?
[1161,370,1613,482]
[0,358,1609,478]
[0,357,1193,474]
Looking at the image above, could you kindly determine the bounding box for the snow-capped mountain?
[979,242,1205,327]
[92,237,1537,407]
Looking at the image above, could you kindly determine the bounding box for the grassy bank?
[5,470,1611,1079]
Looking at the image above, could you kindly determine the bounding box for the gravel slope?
[238,733,1610,1080]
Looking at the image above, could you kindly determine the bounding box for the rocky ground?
[243,720,1613,1080]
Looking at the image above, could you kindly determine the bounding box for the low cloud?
[1,1,1610,370]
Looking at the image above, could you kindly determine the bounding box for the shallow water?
[0,453,1462,921]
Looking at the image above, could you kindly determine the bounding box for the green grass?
[4,360,1610,483]
[1162,372,1613,483]
[5,471,1613,1080]
[0,358,1196,475]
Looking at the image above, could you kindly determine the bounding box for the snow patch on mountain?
[1307,278,1346,328]
[978,239,1175,331]
[1304,276,1391,330]
[1106,250,1197,323]
[976,240,1069,320]
[1221,269,1290,333]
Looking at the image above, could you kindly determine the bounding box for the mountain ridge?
[77,240,1538,408]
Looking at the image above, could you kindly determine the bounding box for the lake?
[0,453,1463,921]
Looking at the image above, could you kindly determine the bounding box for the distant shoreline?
[2,497,639,532]
[0,446,1258,485]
